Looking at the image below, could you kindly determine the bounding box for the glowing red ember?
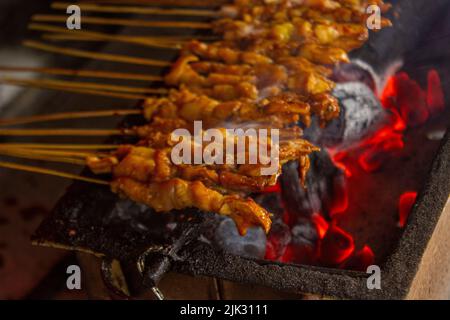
[264,69,443,270]
[342,245,375,271]
[398,191,418,227]
[319,224,355,266]
[311,213,329,239]
[427,70,445,115]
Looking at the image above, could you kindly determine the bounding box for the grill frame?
[32,128,450,299]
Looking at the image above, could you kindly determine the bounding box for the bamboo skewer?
[0,109,142,127]
[41,33,216,45]
[0,143,119,150]
[0,145,117,166]
[29,23,184,49]
[75,0,226,7]
[0,160,109,185]
[41,32,215,42]
[23,40,172,67]
[43,33,104,42]
[0,78,150,100]
[0,65,163,82]
[52,2,219,17]
[32,14,212,29]
[0,148,87,165]
[1,78,167,95]
[0,128,131,136]
[0,148,102,159]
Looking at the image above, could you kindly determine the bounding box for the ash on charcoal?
[265,220,291,260]
[332,61,377,91]
[214,218,266,259]
[304,82,389,149]
[427,129,446,141]
[280,149,345,220]
[291,219,318,247]
[287,218,319,265]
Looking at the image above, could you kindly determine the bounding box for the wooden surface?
[407,198,450,299]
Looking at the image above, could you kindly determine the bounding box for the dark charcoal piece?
[291,218,318,247]
[265,220,291,260]
[214,218,267,259]
[304,82,389,149]
[332,63,376,91]
[286,218,319,265]
[253,192,284,219]
[280,149,345,221]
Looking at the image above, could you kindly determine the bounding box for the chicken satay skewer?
[0,158,271,234]
[0,88,313,129]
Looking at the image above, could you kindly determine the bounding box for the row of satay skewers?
[0,0,390,235]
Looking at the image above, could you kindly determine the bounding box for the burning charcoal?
[398,191,418,228]
[282,218,319,265]
[291,218,319,247]
[358,133,405,173]
[319,224,355,266]
[391,73,429,127]
[304,82,390,150]
[280,149,346,221]
[265,220,291,261]
[382,71,446,128]
[427,70,445,115]
[214,218,266,259]
[341,245,375,272]
[280,161,321,219]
